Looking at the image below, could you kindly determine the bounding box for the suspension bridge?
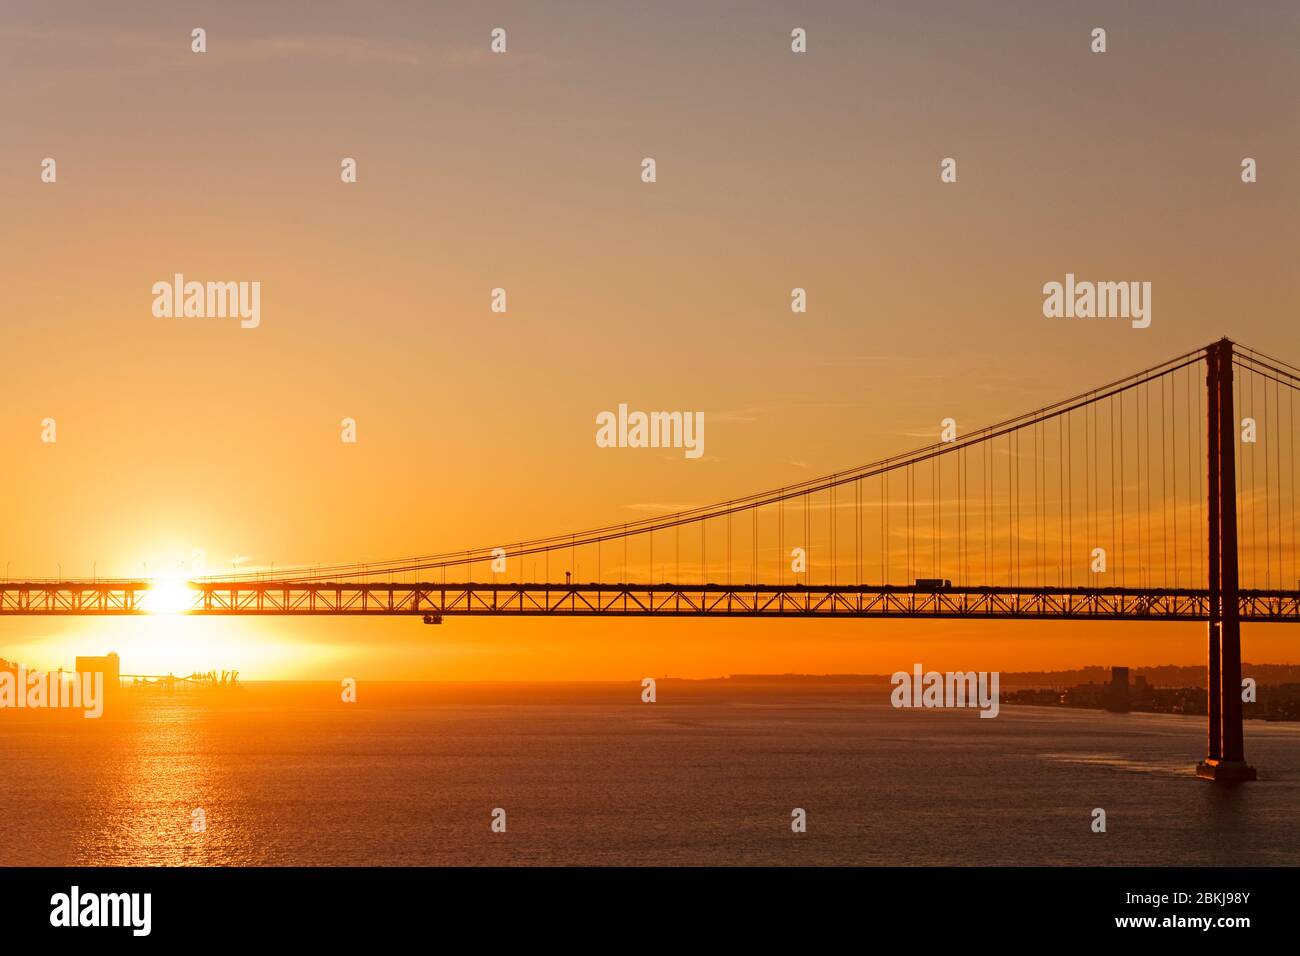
[3,338,1297,781]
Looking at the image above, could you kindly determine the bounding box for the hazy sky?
[2,1,1298,678]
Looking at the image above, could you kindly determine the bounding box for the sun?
[141,577,197,614]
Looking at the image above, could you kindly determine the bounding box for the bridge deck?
[1,582,1298,621]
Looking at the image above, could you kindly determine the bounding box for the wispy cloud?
[1,26,543,87]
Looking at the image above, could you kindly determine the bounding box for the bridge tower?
[1197,338,1257,783]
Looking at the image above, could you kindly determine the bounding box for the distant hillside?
[665,664,1300,688]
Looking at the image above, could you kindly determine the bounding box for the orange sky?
[2,1,1298,678]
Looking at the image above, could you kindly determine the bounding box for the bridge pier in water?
[1197,339,1256,783]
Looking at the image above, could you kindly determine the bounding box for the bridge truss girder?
[2,582,1299,621]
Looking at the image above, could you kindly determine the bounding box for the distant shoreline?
[166,664,1300,689]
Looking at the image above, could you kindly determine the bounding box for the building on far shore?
[75,652,120,689]
[1105,666,1130,713]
